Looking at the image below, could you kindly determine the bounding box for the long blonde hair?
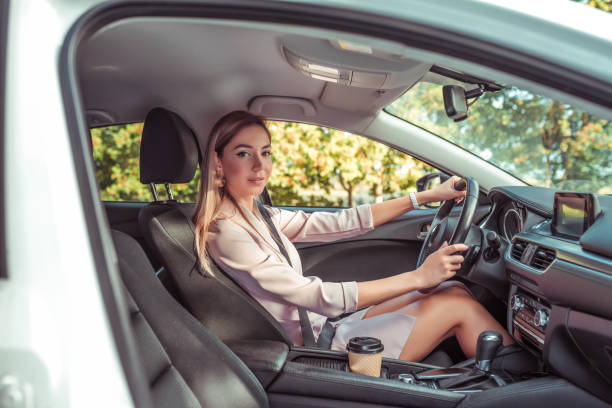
[192,110,271,274]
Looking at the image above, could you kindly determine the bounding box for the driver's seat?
[138,107,290,345]
[136,107,452,366]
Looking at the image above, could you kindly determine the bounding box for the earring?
[216,170,225,188]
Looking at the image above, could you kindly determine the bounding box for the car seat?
[113,229,271,407]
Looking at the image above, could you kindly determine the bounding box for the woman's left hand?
[428,175,467,203]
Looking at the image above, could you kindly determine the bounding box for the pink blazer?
[207,200,374,345]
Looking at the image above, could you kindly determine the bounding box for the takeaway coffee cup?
[347,337,384,377]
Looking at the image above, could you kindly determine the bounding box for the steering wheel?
[416,177,479,293]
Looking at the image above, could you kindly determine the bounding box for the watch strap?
[409,191,424,210]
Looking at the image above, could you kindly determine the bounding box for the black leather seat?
[138,107,290,344]
[113,229,270,408]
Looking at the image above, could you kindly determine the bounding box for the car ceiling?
[77,17,443,137]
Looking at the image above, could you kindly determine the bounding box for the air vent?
[511,239,528,261]
[531,247,556,270]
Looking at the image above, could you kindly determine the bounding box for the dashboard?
[479,186,612,402]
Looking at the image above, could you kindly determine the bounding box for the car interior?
[66,4,612,408]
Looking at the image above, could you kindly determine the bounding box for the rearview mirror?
[443,85,468,122]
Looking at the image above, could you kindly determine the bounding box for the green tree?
[267,121,433,207]
[387,83,612,193]
[574,0,611,12]
[386,0,612,194]
[92,121,432,206]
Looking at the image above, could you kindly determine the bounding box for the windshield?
[386,82,612,194]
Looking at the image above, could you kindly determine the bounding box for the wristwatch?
[409,191,425,210]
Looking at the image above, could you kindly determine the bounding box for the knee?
[425,287,482,318]
[437,284,472,300]
[419,289,467,314]
[456,295,488,323]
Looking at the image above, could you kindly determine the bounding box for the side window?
[267,121,437,207]
[91,123,201,202]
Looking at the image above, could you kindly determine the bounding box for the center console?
[226,336,609,408]
[508,286,551,353]
[506,237,554,357]
[226,335,554,408]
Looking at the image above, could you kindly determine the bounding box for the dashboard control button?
[533,310,549,328]
[510,295,524,312]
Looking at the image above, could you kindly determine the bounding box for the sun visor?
[320,84,409,114]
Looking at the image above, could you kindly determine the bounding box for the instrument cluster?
[498,201,524,242]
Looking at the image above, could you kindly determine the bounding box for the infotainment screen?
[552,192,594,239]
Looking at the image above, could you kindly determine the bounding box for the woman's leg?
[363,283,513,362]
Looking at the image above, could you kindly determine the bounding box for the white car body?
[1,0,611,406]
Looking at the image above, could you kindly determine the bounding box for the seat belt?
[255,201,318,347]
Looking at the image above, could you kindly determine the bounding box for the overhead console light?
[283,46,387,88]
[311,73,338,83]
[306,63,338,75]
[284,47,348,84]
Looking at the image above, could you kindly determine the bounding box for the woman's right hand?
[414,242,468,288]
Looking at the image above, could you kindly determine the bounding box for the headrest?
[140,107,199,184]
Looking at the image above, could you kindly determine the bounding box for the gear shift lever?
[475,331,503,372]
[437,330,504,389]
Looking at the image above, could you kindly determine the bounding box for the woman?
[193,110,512,362]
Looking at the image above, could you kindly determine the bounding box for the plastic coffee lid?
[346,337,384,354]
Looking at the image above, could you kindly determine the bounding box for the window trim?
[0,0,9,279]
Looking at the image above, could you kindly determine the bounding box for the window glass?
[91,123,201,202]
[91,121,437,206]
[386,81,612,194]
[267,121,437,207]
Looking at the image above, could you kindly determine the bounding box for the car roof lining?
[78,13,612,142]
[78,17,437,135]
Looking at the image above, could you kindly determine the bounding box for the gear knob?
[475,331,503,372]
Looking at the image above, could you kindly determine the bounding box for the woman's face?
[217,124,272,205]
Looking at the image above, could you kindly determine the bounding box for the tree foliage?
[387,83,612,193]
[266,122,433,207]
[91,121,433,206]
[575,0,611,12]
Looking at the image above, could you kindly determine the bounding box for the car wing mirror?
[443,85,469,122]
[416,172,450,208]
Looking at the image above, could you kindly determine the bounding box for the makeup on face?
[220,125,272,207]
